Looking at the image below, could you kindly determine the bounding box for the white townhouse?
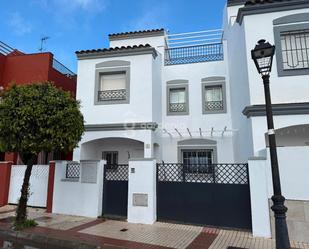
[63,0,309,242]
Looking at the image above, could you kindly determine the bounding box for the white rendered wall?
[248,158,271,238]
[250,115,309,154]
[264,146,309,201]
[73,129,154,161]
[110,36,166,50]
[242,8,309,105]
[128,159,157,224]
[52,160,104,218]
[8,165,49,207]
[77,53,159,125]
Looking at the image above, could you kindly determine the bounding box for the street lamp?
[251,39,291,249]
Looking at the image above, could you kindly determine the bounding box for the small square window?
[167,84,189,115]
[98,72,126,102]
[95,67,130,105]
[205,86,223,111]
[202,81,226,114]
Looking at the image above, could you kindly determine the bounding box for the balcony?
[98,89,127,102]
[165,29,224,65]
[52,58,76,78]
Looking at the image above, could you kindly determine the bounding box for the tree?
[0,82,84,227]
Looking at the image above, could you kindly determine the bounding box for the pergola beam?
[175,128,182,137]
[187,128,192,137]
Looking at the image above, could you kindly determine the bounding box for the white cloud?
[8,12,32,36]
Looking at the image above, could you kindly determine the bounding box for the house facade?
[69,0,309,241]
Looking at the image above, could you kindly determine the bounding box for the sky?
[0,0,226,72]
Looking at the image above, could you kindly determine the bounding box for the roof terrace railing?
[0,41,15,55]
[165,29,224,65]
[52,58,76,78]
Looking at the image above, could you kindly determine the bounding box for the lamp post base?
[271,195,291,249]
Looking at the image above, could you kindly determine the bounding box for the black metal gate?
[157,163,252,230]
[103,164,128,218]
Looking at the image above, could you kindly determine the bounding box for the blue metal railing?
[165,43,224,65]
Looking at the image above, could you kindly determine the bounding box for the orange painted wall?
[0,54,6,85]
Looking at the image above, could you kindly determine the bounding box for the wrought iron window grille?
[98,89,126,101]
[281,30,309,70]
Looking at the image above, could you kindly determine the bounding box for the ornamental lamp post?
[251,39,291,249]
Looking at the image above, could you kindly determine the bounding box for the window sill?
[61,178,79,182]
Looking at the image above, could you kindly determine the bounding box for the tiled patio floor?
[1,205,309,249]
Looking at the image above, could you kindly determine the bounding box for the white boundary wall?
[128,159,157,224]
[8,165,49,207]
[52,160,104,218]
[248,146,309,239]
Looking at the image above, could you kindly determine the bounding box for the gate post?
[0,162,13,207]
[128,158,156,224]
[248,157,271,238]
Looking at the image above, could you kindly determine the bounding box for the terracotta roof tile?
[108,28,164,37]
[75,44,152,55]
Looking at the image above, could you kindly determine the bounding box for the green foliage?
[0,82,84,154]
[14,218,38,230]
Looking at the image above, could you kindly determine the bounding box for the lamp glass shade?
[251,40,275,76]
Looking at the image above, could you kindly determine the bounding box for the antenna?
[39,36,50,52]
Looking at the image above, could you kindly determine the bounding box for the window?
[274,13,309,76]
[166,80,189,115]
[201,77,226,114]
[94,60,130,105]
[182,150,213,165]
[169,88,186,112]
[182,149,214,174]
[204,85,223,111]
[102,151,118,165]
[280,30,309,70]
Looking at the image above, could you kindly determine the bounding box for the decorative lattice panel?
[205,101,223,111]
[105,164,128,181]
[66,162,80,178]
[98,89,126,101]
[157,163,249,185]
[169,103,186,112]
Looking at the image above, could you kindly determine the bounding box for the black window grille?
[280,29,309,70]
[66,162,80,178]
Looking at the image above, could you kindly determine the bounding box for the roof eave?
[76,47,158,60]
[236,0,309,24]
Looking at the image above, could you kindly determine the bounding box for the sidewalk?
[0,205,309,249]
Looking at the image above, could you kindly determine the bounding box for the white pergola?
[161,126,237,138]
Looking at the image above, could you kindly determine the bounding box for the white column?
[248,157,271,238]
[72,146,81,161]
[128,159,156,224]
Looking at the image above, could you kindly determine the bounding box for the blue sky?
[0,0,226,72]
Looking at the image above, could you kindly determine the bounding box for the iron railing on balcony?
[205,100,224,111]
[52,58,76,78]
[165,43,223,65]
[165,29,224,65]
[98,89,126,102]
[169,103,187,113]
